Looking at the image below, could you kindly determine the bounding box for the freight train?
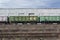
[0,8,60,24]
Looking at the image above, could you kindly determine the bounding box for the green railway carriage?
[9,16,39,23]
[40,16,60,23]
[40,16,58,21]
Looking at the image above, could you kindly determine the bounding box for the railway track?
[0,24,60,40]
[0,33,59,40]
[0,24,60,33]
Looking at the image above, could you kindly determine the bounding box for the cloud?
[0,0,10,7]
[0,0,10,3]
[0,0,60,8]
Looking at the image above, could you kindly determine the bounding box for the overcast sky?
[0,0,60,8]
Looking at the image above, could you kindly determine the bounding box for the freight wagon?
[0,8,60,24]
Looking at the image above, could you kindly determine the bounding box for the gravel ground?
[0,24,60,40]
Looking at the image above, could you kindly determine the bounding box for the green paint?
[9,16,39,22]
[40,16,60,21]
[9,16,14,21]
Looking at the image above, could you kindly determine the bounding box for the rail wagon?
[0,8,60,24]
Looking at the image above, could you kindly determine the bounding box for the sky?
[0,0,60,8]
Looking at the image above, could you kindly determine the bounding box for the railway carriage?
[0,8,60,24]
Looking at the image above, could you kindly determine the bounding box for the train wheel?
[5,22,8,24]
[30,22,34,25]
[35,22,37,24]
[22,23,27,24]
[22,23,25,25]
